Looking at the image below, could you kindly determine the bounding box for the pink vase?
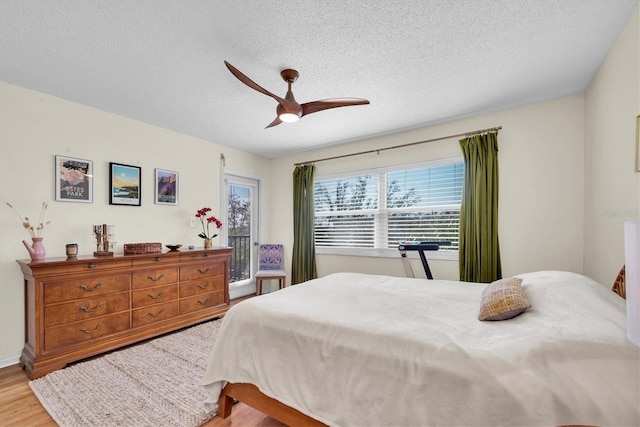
[22,237,46,261]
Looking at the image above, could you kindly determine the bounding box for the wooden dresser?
[16,247,232,379]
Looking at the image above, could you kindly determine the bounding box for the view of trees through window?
[228,184,252,282]
[314,161,464,251]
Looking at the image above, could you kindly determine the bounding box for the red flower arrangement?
[195,207,222,240]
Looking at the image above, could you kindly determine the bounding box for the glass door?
[224,174,259,294]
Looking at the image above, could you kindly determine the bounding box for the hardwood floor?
[0,364,54,427]
[0,294,285,427]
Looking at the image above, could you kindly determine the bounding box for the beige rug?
[30,319,222,427]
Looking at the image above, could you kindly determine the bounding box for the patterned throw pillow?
[478,277,532,321]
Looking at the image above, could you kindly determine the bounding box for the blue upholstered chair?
[255,244,286,295]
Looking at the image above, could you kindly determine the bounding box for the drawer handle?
[147,308,165,318]
[79,302,104,313]
[202,253,210,257]
[198,268,210,274]
[154,257,161,262]
[147,290,165,300]
[197,297,209,305]
[80,323,103,334]
[147,274,165,282]
[197,283,209,290]
[86,263,98,269]
[79,282,103,292]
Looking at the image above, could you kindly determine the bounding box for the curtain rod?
[293,125,502,167]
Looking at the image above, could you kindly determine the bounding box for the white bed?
[202,271,640,426]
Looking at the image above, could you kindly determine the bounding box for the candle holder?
[93,224,115,257]
[65,243,78,260]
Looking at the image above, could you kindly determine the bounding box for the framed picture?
[154,168,179,205]
[55,155,93,203]
[109,162,141,206]
[636,114,639,173]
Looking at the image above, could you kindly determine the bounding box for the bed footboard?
[218,382,327,426]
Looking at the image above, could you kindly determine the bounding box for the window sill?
[315,247,458,261]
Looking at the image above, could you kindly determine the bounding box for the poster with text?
[155,168,178,205]
[55,155,93,203]
[110,162,141,206]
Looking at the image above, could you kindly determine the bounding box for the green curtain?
[458,132,502,283]
[292,164,318,284]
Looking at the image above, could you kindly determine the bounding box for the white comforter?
[202,271,640,426]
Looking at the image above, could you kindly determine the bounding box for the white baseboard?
[0,355,20,369]
[229,282,255,300]
[230,280,283,299]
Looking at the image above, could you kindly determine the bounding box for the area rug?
[29,319,222,427]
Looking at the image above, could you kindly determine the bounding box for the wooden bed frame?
[217,383,595,427]
[217,382,327,426]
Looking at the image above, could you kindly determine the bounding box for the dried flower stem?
[36,202,48,235]
[6,201,49,238]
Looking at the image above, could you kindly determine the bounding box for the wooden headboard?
[612,265,626,299]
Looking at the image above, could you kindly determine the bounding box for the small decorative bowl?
[165,244,183,251]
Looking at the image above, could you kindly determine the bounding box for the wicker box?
[123,242,162,254]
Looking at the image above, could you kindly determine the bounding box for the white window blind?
[314,158,464,255]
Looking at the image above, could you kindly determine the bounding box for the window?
[314,158,464,259]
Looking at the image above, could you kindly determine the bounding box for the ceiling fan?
[224,61,370,128]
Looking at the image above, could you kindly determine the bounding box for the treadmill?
[397,242,442,279]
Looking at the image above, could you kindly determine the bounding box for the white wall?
[584,6,640,286]
[270,95,586,282]
[0,82,271,365]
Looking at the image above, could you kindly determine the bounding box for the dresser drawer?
[180,276,224,298]
[179,290,225,314]
[44,274,131,304]
[44,292,130,328]
[44,312,130,351]
[180,262,225,281]
[30,259,132,277]
[132,284,178,308]
[132,301,179,328]
[180,251,221,262]
[131,253,180,267]
[131,267,178,289]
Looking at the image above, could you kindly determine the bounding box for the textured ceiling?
[0,0,637,158]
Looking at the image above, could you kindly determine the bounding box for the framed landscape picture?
[55,155,93,203]
[109,162,141,206]
[154,168,178,205]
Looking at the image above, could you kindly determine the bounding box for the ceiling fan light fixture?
[278,112,300,123]
[224,61,369,128]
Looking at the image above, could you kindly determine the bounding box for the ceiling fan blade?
[224,61,285,104]
[301,98,370,116]
[265,117,282,128]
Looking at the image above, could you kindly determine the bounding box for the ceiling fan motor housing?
[277,101,302,122]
